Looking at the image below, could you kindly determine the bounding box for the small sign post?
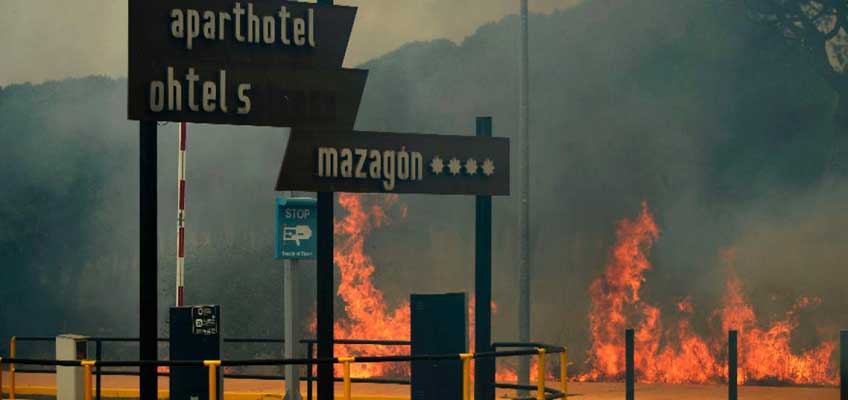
[275,196,316,400]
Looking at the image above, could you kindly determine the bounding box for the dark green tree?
[746,0,848,172]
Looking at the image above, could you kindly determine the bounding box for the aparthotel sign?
[128,0,366,129]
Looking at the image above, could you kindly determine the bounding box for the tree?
[746,0,848,172]
[747,1,848,117]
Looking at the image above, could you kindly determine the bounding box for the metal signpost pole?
[277,195,315,400]
[284,257,301,400]
[139,120,159,400]
[316,191,334,400]
[282,191,302,400]
[475,117,495,400]
[315,3,335,400]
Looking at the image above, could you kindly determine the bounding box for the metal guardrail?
[301,338,411,400]
[7,336,567,400]
[11,336,294,400]
[1,347,566,400]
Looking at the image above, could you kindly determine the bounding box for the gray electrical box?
[56,334,88,400]
[169,305,222,400]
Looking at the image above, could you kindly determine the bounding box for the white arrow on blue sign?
[275,196,317,260]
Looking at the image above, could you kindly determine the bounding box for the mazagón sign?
[276,130,510,195]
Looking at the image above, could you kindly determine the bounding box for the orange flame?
[331,193,411,378]
[578,202,838,385]
[320,194,500,379]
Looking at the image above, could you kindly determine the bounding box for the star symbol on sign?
[481,159,495,176]
[465,158,478,175]
[448,158,462,175]
[430,156,445,174]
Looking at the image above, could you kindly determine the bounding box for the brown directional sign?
[129,0,357,69]
[276,130,510,195]
[127,62,367,129]
[128,0,365,128]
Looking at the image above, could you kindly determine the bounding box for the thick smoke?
[1,0,847,372]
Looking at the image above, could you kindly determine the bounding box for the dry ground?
[2,372,839,399]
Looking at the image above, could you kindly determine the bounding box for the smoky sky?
[0,0,579,86]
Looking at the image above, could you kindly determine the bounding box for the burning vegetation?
[318,195,837,386]
[579,202,838,385]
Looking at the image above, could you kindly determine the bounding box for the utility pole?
[517,0,532,392]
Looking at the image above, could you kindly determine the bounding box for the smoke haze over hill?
[2,0,848,374]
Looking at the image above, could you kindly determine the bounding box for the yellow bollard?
[81,360,95,400]
[9,337,14,400]
[536,348,546,400]
[204,360,221,400]
[560,349,567,399]
[460,353,474,400]
[338,357,355,400]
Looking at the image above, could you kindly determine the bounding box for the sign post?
[276,196,316,400]
[313,0,336,396]
[128,1,364,399]
[474,117,495,400]
[276,121,510,400]
[139,120,158,400]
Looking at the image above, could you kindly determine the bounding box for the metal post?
[840,330,845,400]
[340,357,354,400]
[475,116,495,400]
[284,257,302,400]
[560,349,567,398]
[460,353,473,400]
[140,120,159,400]
[535,348,546,400]
[306,342,314,400]
[316,191,334,400]
[8,337,14,400]
[95,340,102,400]
[517,0,532,392]
[175,121,188,307]
[82,361,95,400]
[728,330,738,400]
[204,361,221,400]
[312,0,335,386]
[625,329,634,400]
